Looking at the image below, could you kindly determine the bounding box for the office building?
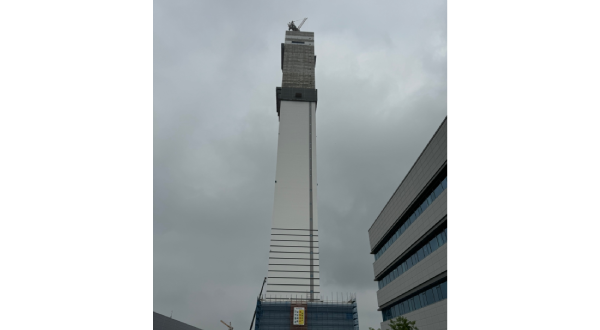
[368,118,447,330]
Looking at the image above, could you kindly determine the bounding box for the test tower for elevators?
[265,30,319,300]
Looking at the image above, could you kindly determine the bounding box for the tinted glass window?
[441,177,447,189]
[398,302,404,315]
[421,199,429,210]
[434,184,443,198]
[440,282,447,299]
[393,268,398,278]
[420,292,427,306]
[408,298,415,311]
[413,295,421,309]
[430,236,439,251]
[417,249,425,261]
[410,214,416,223]
[414,208,422,218]
[402,262,407,272]
[437,234,444,246]
[403,300,411,313]
[406,257,413,268]
[426,289,435,304]
[427,195,434,205]
[422,245,430,258]
[412,254,419,265]
[436,286,444,301]
[432,285,440,301]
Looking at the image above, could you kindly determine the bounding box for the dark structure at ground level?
[154,311,203,330]
[255,297,358,330]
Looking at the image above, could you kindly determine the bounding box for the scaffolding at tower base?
[254,295,359,330]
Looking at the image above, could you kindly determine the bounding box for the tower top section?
[281,31,315,89]
[285,31,314,46]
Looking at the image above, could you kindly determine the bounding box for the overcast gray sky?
[154,1,446,329]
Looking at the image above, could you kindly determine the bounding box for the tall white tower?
[265,30,319,301]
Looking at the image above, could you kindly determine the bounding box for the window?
[420,293,427,306]
[295,92,303,98]
[374,173,447,261]
[441,177,447,189]
[417,249,425,261]
[426,289,435,304]
[403,301,410,313]
[381,280,448,321]
[436,285,443,300]
[406,257,413,268]
[423,244,431,256]
[378,226,447,290]
[430,236,439,251]
[414,208,422,218]
[440,282,447,299]
[434,184,443,198]
[413,295,421,309]
[432,285,440,301]
[437,234,444,246]
[421,199,429,210]
[412,254,419,265]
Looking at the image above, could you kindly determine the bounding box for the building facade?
[266,30,320,301]
[254,29,358,330]
[368,118,447,330]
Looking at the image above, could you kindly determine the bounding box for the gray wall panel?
[373,189,447,277]
[368,119,447,251]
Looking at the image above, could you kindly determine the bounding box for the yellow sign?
[293,307,305,325]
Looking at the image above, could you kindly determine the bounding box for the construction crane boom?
[220,320,233,330]
[297,18,307,30]
[287,18,308,31]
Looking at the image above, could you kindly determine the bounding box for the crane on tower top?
[220,320,233,330]
[288,18,308,31]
